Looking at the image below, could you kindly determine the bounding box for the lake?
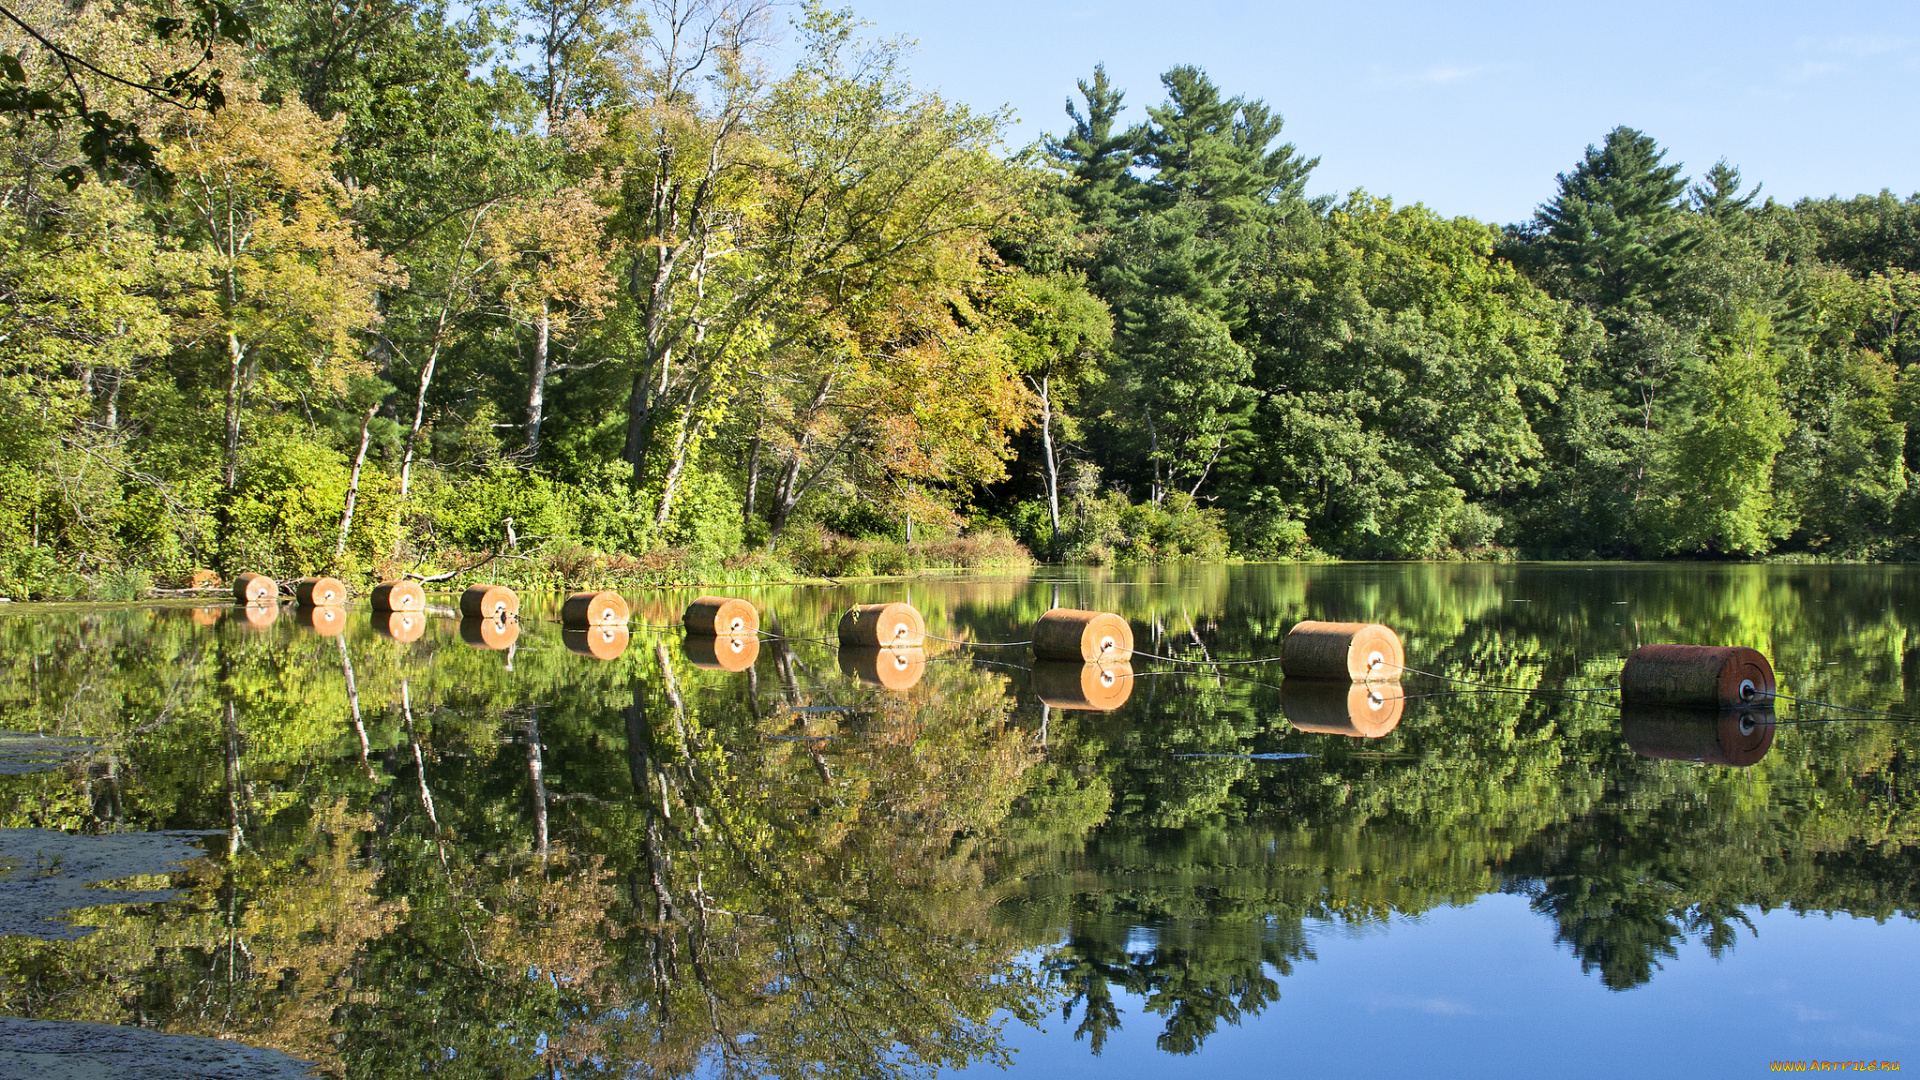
[0,563,1915,1078]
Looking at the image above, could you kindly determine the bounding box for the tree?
[1136,65,1315,225]
[161,86,398,498]
[1533,125,1689,314]
[1641,308,1795,554]
[992,270,1111,544]
[1042,64,1139,233]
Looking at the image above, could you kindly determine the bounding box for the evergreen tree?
[1136,65,1316,225]
[1043,65,1142,232]
[1534,126,1689,313]
[1688,159,1759,222]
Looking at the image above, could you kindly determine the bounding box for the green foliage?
[224,435,355,576]
[1640,309,1796,554]
[415,464,565,553]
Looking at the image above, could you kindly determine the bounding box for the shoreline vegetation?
[4,2,1919,602]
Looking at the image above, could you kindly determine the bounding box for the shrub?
[565,462,659,554]
[661,468,743,563]
[223,436,356,578]
[417,464,565,553]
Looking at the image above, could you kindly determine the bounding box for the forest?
[4,0,1920,598]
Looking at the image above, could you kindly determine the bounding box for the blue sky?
[826,0,1920,225]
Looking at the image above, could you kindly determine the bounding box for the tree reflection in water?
[0,563,1915,1073]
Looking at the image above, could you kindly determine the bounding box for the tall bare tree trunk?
[401,207,490,498]
[222,334,249,492]
[741,429,761,522]
[336,401,379,558]
[526,709,549,858]
[1030,373,1060,536]
[526,299,551,454]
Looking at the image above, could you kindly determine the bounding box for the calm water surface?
[1,563,1916,1078]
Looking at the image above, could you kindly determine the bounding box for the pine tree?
[1043,65,1142,231]
[1535,126,1689,312]
[1136,65,1316,223]
[1689,159,1760,222]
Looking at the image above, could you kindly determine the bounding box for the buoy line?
[1761,692,1920,722]
[917,631,1033,647]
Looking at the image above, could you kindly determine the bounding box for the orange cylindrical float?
[1281,680,1406,738]
[230,603,279,630]
[294,576,347,608]
[459,584,520,620]
[1031,609,1134,663]
[371,580,425,612]
[684,595,758,636]
[838,646,926,690]
[234,571,277,604]
[564,625,630,660]
[684,634,759,672]
[1280,621,1404,681]
[562,590,629,628]
[459,616,519,650]
[296,605,346,636]
[1621,705,1776,767]
[837,603,924,648]
[1031,661,1134,711]
[1620,645,1774,708]
[373,610,426,643]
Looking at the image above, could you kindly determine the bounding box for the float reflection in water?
[295,604,345,636]
[1281,679,1406,738]
[1620,705,1777,767]
[1030,660,1134,711]
[228,603,278,630]
[839,646,927,690]
[459,616,518,650]
[372,609,426,643]
[684,633,759,671]
[564,624,630,660]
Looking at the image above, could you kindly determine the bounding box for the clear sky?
[827,0,1920,225]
